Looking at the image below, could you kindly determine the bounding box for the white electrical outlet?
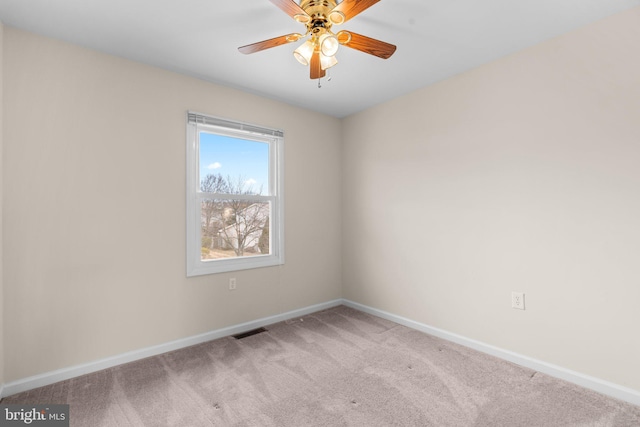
[229,278,237,290]
[511,292,525,310]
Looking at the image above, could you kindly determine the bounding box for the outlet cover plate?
[512,292,525,310]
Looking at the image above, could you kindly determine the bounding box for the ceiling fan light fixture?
[328,11,345,25]
[293,40,315,66]
[238,0,396,80]
[320,53,338,70]
[320,34,339,57]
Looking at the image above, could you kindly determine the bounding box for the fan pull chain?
[317,70,333,88]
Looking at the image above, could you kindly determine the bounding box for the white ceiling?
[0,0,638,118]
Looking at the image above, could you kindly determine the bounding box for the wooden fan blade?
[331,0,380,23]
[268,0,310,21]
[338,31,396,59]
[238,33,302,54]
[310,51,326,79]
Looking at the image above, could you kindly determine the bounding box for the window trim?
[186,111,284,276]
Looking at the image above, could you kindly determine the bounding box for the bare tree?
[200,174,269,257]
[217,175,267,256]
[200,174,229,249]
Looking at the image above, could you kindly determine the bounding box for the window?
[186,112,284,276]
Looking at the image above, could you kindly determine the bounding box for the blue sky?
[199,132,269,194]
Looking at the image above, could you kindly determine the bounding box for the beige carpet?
[3,306,640,426]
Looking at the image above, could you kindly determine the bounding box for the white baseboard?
[3,298,639,408]
[342,299,640,407]
[1,299,343,398]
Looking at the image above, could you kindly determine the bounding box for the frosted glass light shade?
[320,34,339,57]
[293,40,314,66]
[320,53,338,70]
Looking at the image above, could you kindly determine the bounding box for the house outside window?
[186,112,284,276]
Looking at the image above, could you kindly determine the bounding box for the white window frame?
[186,111,284,276]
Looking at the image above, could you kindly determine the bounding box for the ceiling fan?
[239,0,396,80]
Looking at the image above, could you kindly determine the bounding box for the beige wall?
[342,7,640,392]
[2,28,342,382]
